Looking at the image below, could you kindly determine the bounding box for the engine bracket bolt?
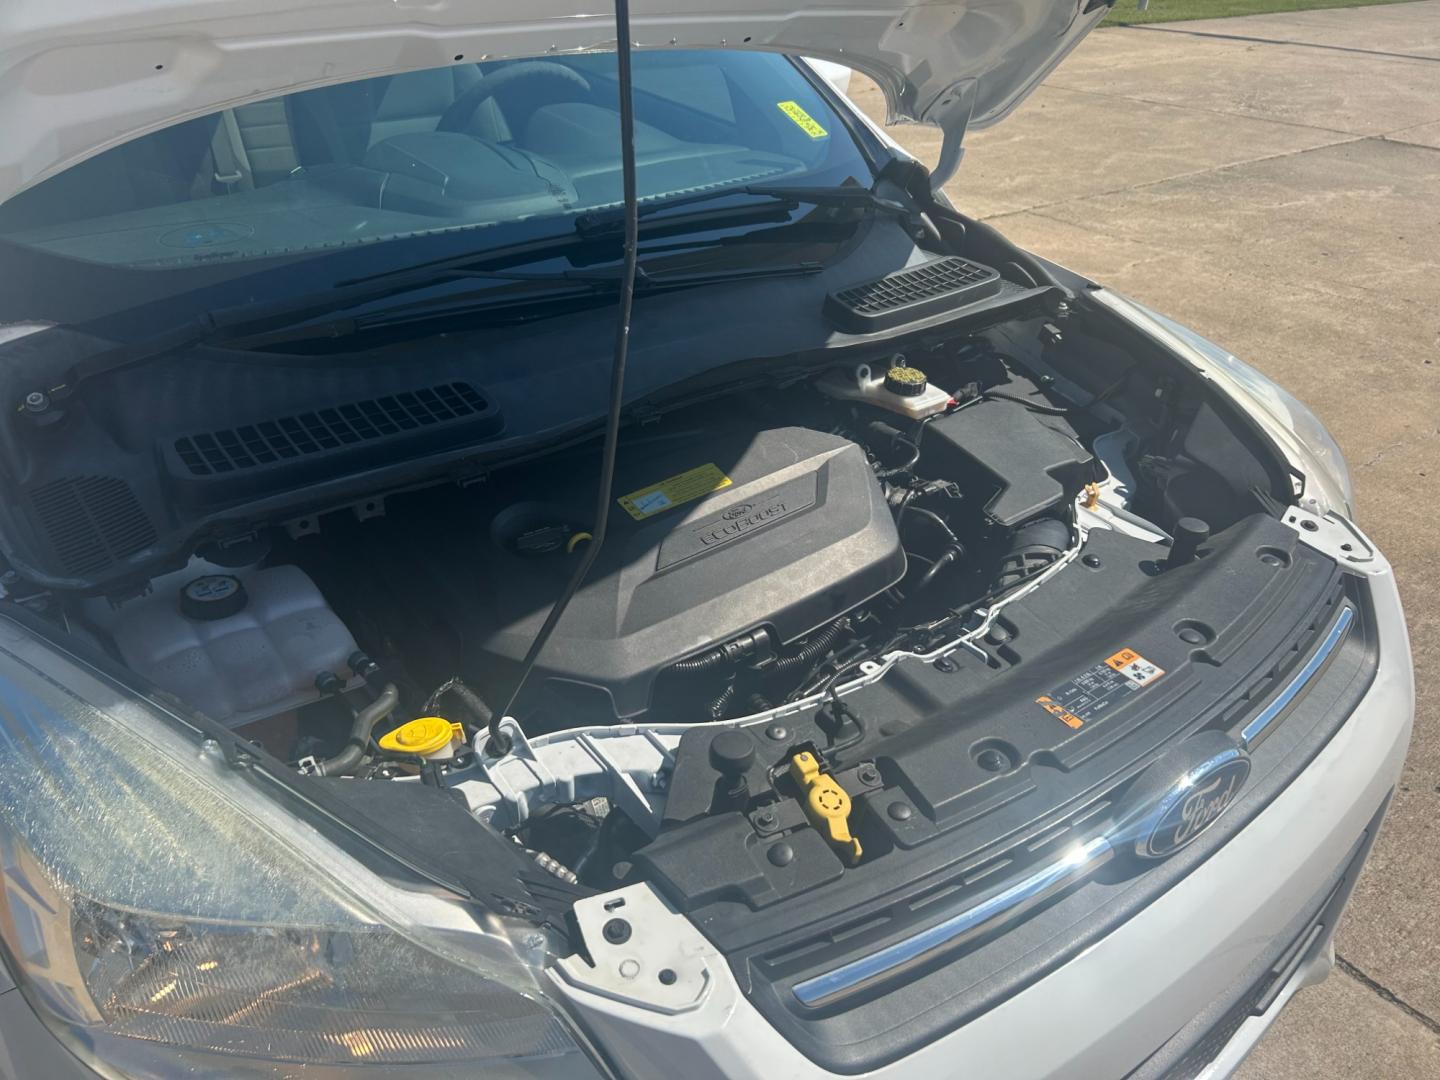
[857,764,880,786]
[602,918,632,945]
[765,724,790,741]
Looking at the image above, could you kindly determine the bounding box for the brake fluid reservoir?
[87,562,358,728]
[817,360,952,420]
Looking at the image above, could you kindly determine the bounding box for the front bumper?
[553,539,1413,1079]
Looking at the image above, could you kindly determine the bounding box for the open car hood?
[0,0,1109,205]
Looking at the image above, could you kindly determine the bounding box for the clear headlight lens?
[1102,295,1356,519]
[0,622,599,1078]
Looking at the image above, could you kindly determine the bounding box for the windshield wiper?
[573,183,916,236]
[28,183,883,397]
[338,182,907,293]
[33,200,812,396]
[221,260,824,349]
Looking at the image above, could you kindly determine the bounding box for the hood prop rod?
[489,0,641,755]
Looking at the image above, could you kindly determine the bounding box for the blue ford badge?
[1128,734,1251,860]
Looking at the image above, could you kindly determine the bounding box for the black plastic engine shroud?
[470,425,906,721]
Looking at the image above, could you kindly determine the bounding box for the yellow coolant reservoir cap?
[378,716,463,757]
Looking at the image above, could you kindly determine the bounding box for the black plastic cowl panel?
[160,382,503,506]
[825,257,1003,332]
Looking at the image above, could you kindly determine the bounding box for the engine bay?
[78,335,1114,740]
[4,289,1320,906]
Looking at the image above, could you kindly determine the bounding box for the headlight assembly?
[0,620,601,1079]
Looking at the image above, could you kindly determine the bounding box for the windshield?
[0,51,869,272]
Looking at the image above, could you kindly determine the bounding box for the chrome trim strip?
[791,836,1114,1007]
[1241,605,1354,747]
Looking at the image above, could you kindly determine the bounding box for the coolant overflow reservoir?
[85,562,359,729]
[817,360,952,420]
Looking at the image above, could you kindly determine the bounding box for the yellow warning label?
[777,100,829,139]
[618,462,732,521]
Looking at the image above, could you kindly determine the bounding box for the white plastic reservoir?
[85,561,358,728]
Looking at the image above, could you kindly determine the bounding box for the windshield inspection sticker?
[777,101,829,139]
[618,462,732,521]
[1036,648,1166,730]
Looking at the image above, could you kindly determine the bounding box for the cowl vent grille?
[173,383,490,477]
[29,476,157,576]
[826,257,1003,332]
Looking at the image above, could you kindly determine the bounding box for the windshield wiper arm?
[573,183,915,235]
[29,186,872,396]
[222,260,824,349]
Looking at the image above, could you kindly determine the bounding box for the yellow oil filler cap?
[378,716,463,759]
[789,751,863,864]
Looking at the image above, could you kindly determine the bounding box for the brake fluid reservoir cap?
[379,716,464,758]
[179,574,248,621]
[883,365,928,397]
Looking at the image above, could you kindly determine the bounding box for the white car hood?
[0,0,1108,205]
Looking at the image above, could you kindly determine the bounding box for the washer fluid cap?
[883,365,928,397]
[179,574,248,621]
[379,716,464,758]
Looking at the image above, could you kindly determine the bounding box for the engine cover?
[475,426,904,722]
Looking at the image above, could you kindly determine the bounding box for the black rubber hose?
[771,620,848,674]
[915,544,965,592]
[671,647,729,674]
[313,683,399,777]
[425,677,495,731]
[898,504,961,546]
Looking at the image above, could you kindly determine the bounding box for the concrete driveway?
[849,3,1440,1075]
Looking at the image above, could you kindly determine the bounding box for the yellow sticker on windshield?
[777,100,829,139]
[618,463,732,521]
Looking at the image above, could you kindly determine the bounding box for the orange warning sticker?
[1035,694,1086,730]
[1035,646,1167,730]
[1104,648,1166,687]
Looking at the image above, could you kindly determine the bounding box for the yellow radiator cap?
[378,716,463,758]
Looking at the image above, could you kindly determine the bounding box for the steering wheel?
[436,61,593,135]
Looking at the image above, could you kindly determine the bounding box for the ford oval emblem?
[1130,738,1251,860]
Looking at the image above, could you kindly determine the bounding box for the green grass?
[1103,0,1418,27]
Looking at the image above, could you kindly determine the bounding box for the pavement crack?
[1337,954,1440,1036]
[1043,82,1362,138]
[1120,24,1440,65]
[977,135,1367,223]
[1358,429,1439,469]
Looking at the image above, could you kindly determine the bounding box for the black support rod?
[490,1,641,753]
